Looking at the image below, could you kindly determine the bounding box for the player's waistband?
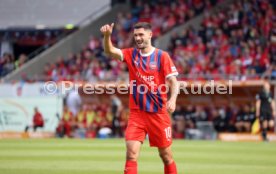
[130,109,168,114]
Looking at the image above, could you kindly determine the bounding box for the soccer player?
[100,22,179,174]
[256,81,275,141]
[25,107,44,132]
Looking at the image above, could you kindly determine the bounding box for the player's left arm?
[166,76,179,113]
[161,51,179,113]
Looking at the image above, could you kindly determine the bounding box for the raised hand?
[100,23,114,36]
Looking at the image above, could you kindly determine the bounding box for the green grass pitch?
[0,139,275,174]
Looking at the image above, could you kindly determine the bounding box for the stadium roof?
[0,0,110,29]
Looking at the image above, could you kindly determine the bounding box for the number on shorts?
[164,127,171,140]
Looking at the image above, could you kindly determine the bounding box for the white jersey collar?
[139,47,156,57]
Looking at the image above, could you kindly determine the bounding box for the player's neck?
[140,46,155,55]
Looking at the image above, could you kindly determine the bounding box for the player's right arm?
[100,23,123,61]
[255,98,260,118]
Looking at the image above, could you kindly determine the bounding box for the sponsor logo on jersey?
[171,66,177,72]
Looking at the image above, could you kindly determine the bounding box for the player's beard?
[136,40,148,50]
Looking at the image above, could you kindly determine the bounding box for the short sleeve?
[121,48,133,63]
[161,52,179,78]
[255,93,260,100]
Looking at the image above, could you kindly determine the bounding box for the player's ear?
[148,30,152,38]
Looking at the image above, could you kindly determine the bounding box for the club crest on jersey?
[149,62,157,70]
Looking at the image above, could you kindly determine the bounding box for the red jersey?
[33,112,44,126]
[121,48,178,113]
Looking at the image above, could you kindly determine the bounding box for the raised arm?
[100,23,123,61]
[166,76,179,113]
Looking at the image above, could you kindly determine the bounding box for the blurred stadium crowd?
[56,104,129,138]
[1,0,219,81]
[1,0,275,82]
[169,0,276,80]
[58,93,263,139]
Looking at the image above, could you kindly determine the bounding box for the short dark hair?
[134,22,152,30]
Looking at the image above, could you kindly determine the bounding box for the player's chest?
[132,56,159,75]
[260,92,272,102]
